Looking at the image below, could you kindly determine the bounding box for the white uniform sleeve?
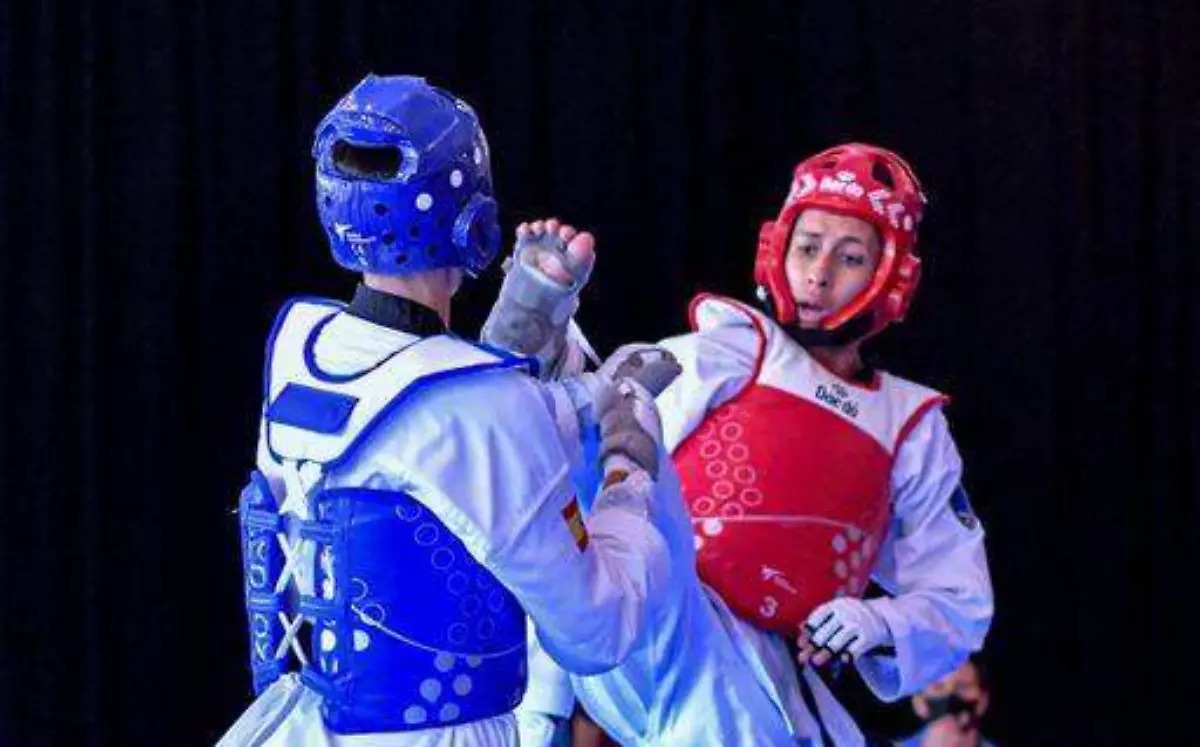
[512,483,671,675]
[656,326,758,451]
[375,370,671,676]
[856,407,995,701]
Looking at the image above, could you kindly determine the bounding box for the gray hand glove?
[594,378,665,479]
[598,343,683,398]
[480,231,594,376]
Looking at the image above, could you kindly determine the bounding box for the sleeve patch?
[562,498,589,551]
[949,484,978,529]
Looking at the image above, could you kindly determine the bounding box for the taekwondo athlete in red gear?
[511,144,994,746]
[218,74,676,747]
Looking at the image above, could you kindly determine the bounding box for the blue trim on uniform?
[469,337,540,377]
[261,297,345,401]
[320,355,532,470]
[266,383,359,435]
[301,313,425,385]
[572,421,602,513]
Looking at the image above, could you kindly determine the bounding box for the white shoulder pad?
[261,299,532,467]
[689,293,762,334]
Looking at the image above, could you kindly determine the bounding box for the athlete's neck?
[363,271,458,327]
[807,341,866,381]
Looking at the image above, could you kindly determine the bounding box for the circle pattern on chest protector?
[685,399,885,609]
[404,705,427,725]
[830,525,873,597]
[400,653,494,728]
[410,520,510,649]
[342,501,523,654]
[688,402,761,531]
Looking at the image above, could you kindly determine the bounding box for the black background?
[2,1,1197,744]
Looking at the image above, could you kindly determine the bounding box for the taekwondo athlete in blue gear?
[218,74,674,747]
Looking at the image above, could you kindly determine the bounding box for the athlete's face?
[784,209,881,329]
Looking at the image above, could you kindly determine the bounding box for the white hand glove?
[804,598,893,659]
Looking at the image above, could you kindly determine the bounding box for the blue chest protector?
[239,299,536,734]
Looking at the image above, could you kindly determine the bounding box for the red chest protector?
[672,295,946,635]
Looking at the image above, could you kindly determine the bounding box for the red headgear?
[753,143,927,339]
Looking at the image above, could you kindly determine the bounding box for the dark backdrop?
[2,1,1197,744]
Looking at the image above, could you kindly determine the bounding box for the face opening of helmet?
[785,208,884,329]
[331,140,407,181]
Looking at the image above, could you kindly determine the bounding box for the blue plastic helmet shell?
[312,75,500,277]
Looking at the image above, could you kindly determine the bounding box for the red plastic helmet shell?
[753,143,927,338]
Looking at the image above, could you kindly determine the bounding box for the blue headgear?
[312,75,501,276]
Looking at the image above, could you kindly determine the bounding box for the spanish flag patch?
[562,498,589,552]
